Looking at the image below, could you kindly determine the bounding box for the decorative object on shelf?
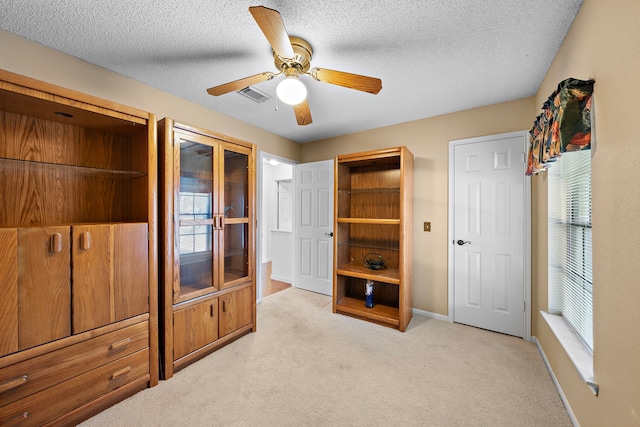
[526,77,595,175]
[364,252,385,270]
[365,280,375,308]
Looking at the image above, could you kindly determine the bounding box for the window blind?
[548,149,593,351]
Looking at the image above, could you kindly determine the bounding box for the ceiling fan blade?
[206,72,273,96]
[249,6,295,59]
[293,99,312,126]
[311,68,382,94]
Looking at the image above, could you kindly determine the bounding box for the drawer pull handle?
[109,338,131,351]
[222,300,227,313]
[50,233,63,254]
[0,375,28,393]
[4,412,29,426]
[80,231,91,250]
[110,366,132,380]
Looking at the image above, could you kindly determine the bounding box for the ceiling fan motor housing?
[274,36,313,73]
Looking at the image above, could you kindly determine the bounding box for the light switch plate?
[424,222,431,232]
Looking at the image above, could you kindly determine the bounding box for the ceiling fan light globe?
[276,76,307,105]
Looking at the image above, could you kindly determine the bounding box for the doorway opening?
[258,151,297,300]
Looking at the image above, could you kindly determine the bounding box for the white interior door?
[294,160,334,295]
[449,131,530,338]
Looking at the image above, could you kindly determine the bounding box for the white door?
[294,160,334,295]
[449,132,530,338]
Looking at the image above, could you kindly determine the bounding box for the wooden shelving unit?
[0,69,158,425]
[333,147,414,331]
[158,119,256,380]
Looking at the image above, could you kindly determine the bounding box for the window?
[179,191,212,254]
[548,150,593,351]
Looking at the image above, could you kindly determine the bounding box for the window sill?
[540,311,598,395]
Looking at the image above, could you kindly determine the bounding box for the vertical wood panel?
[72,224,113,333]
[494,180,511,237]
[300,189,312,227]
[300,238,312,277]
[113,223,149,321]
[0,228,18,356]
[317,187,331,228]
[466,181,481,236]
[317,239,331,280]
[18,226,71,350]
[465,251,481,307]
[493,254,510,313]
[173,299,218,360]
[219,287,252,338]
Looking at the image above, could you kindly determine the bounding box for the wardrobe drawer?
[0,348,149,426]
[0,321,148,407]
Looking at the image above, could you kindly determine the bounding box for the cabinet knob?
[3,412,29,425]
[49,233,63,254]
[0,375,28,394]
[109,338,131,351]
[110,366,132,380]
[80,231,91,250]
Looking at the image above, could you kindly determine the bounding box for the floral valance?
[526,78,595,175]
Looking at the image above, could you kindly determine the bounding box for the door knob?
[456,239,471,246]
[325,232,334,237]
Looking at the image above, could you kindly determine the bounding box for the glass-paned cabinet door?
[177,138,217,298]
[221,148,250,288]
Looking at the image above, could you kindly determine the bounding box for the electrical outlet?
[424,222,431,232]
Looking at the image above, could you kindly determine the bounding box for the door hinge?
[523,301,526,312]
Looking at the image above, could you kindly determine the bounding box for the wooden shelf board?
[336,263,400,284]
[335,296,399,327]
[0,157,147,178]
[336,218,400,225]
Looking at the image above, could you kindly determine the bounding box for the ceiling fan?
[206,5,382,126]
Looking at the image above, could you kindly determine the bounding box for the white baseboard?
[412,307,449,322]
[270,274,292,284]
[532,336,579,427]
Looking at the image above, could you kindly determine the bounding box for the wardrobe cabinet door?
[113,223,149,321]
[73,223,149,332]
[72,224,113,333]
[0,229,18,356]
[173,299,218,360]
[219,286,252,338]
[18,227,71,350]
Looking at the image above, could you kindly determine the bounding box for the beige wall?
[3,0,639,422]
[530,0,640,425]
[301,98,535,315]
[0,30,301,161]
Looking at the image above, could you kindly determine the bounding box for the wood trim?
[146,113,159,387]
[173,121,255,149]
[0,69,148,124]
[172,325,253,373]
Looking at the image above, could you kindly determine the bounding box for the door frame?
[256,150,297,302]
[447,131,532,341]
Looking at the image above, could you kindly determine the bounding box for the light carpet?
[80,287,571,427]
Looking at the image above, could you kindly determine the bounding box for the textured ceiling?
[0,1,582,143]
